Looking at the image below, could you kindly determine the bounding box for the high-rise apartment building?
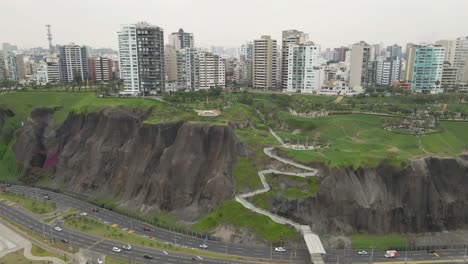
[176,48,199,91]
[3,51,18,81]
[435,40,456,64]
[164,45,177,84]
[349,41,373,88]
[410,45,445,94]
[15,55,25,81]
[386,44,403,59]
[240,42,253,61]
[334,47,349,62]
[441,62,458,90]
[454,36,468,82]
[36,58,60,85]
[285,42,321,93]
[118,22,165,95]
[88,57,113,82]
[198,51,225,90]
[169,28,194,51]
[253,35,278,90]
[58,44,89,82]
[0,54,5,81]
[281,30,308,89]
[375,56,401,86]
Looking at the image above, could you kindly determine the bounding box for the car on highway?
[122,244,132,250]
[384,250,397,258]
[43,195,50,200]
[112,247,121,253]
[61,239,69,243]
[80,212,87,216]
[274,247,286,252]
[54,226,63,232]
[97,258,103,264]
[143,254,153,259]
[199,244,208,249]
[426,249,436,253]
[358,250,368,255]
[143,226,150,231]
[92,208,99,212]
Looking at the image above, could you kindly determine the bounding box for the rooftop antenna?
[46,24,53,54]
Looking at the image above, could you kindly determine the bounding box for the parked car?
[54,227,63,232]
[143,226,150,231]
[275,247,286,252]
[112,247,121,253]
[358,250,368,255]
[61,239,69,243]
[143,254,153,259]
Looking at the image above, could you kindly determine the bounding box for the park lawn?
[352,234,407,251]
[276,114,468,169]
[0,249,45,264]
[233,158,261,192]
[192,200,299,242]
[106,256,142,264]
[0,191,56,214]
[30,243,69,262]
[63,217,243,261]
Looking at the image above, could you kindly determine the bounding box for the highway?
[4,185,468,263]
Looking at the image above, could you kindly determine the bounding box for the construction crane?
[45,24,53,54]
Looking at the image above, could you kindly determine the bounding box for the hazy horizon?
[1,0,468,50]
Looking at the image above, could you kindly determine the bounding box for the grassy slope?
[192,200,299,242]
[278,114,468,169]
[352,234,407,251]
[0,249,45,264]
[30,244,68,262]
[0,191,56,214]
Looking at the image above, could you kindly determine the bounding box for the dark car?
[426,249,436,253]
[143,254,153,259]
[61,239,69,243]
[92,208,99,212]
[143,226,150,231]
[5,183,11,187]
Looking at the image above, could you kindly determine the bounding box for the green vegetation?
[0,191,56,214]
[352,234,407,251]
[106,256,141,264]
[192,200,299,242]
[251,174,320,210]
[30,244,68,262]
[63,217,244,261]
[0,249,45,264]
[42,208,76,223]
[276,114,468,169]
[233,158,261,192]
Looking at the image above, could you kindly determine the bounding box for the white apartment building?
[375,56,401,86]
[285,42,321,93]
[118,25,139,94]
[435,40,456,64]
[36,58,60,85]
[281,30,308,89]
[198,51,225,90]
[349,41,373,88]
[58,44,88,82]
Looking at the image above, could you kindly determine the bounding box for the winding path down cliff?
[235,132,326,263]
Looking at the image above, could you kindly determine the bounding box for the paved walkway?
[0,221,66,263]
[269,129,319,151]
[235,129,326,263]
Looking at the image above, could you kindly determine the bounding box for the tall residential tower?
[253,35,278,90]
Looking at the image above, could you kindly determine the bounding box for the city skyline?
[2,0,468,50]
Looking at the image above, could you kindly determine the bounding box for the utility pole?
[404,243,408,264]
[225,240,227,255]
[270,243,272,260]
[464,244,467,262]
[370,247,374,264]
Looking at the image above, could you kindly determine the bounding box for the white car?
[275,247,286,252]
[358,250,368,255]
[80,212,87,216]
[199,244,208,249]
[112,247,121,253]
[54,227,62,232]
[122,244,132,250]
[97,258,103,264]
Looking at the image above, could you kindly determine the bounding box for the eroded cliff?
[273,156,468,235]
[14,108,245,220]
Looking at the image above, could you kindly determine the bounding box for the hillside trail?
[235,129,326,258]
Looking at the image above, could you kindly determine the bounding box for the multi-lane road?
[3,185,468,264]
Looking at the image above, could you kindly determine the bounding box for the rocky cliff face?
[273,157,468,235]
[14,108,244,220]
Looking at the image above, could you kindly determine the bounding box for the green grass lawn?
[106,256,142,264]
[0,249,45,264]
[42,208,76,223]
[0,191,56,214]
[192,200,299,242]
[352,234,407,251]
[276,114,468,169]
[63,217,243,261]
[30,243,69,262]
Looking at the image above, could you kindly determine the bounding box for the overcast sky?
[1,0,467,50]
